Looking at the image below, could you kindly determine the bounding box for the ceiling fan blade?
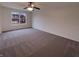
[34,7,40,10]
[24,7,27,9]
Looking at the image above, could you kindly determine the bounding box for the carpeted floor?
[0,28,79,57]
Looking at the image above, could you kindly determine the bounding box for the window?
[11,12,26,24]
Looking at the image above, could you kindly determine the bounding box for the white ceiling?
[0,2,79,11]
[0,2,41,11]
[0,2,29,10]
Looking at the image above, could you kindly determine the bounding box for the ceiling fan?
[24,2,40,11]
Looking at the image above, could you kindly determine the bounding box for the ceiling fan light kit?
[27,7,33,11]
[24,2,40,11]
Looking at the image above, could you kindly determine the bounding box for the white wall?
[32,2,79,42]
[0,6,32,31]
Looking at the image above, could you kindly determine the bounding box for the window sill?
[11,23,27,26]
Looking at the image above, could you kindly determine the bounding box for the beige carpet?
[0,28,79,57]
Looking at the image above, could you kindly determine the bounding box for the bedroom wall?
[32,2,79,42]
[0,6,2,33]
[0,6,32,31]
